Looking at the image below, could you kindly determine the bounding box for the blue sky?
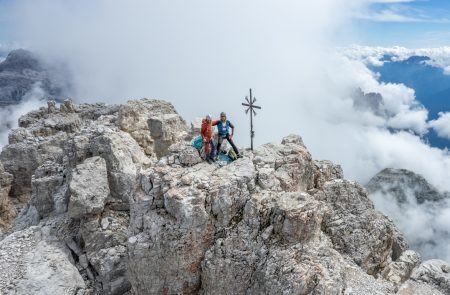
[354,0,450,47]
[0,0,14,44]
[1,0,450,48]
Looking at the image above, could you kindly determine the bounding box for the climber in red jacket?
[200,114,217,163]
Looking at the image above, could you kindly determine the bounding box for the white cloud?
[353,9,421,23]
[371,190,450,261]
[331,56,429,134]
[429,112,450,140]
[341,45,450,72]
[0,83,47,148]
[387,108,428,135]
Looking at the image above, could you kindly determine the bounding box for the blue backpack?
[192,136,203,150]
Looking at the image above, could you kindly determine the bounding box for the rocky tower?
[0,99,448,295]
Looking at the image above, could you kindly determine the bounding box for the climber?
[200,114,216,163]
[213,112,241,158]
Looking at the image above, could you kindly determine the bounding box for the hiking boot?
[210,157,216,163]
[237,154,243,158]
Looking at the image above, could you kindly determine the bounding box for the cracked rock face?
[0,99,449,294]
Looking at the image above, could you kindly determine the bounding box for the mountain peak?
[0,99,448,294]
[0,49,42,73]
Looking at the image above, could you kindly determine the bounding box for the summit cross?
[241,88,261,151]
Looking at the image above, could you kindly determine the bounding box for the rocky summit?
[0,98,449,295]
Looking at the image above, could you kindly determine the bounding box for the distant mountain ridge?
[0,49,67,106]
[367,168,450,204]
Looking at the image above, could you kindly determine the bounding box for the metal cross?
[242,88,261,151]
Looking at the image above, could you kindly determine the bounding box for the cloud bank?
[429,112,450,140]
[341,45,450,72]
[371,188,450,262]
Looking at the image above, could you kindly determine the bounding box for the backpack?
[192,136,203,150]
[228,149,238,161]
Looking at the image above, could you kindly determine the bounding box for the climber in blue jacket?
[213,112,241,158]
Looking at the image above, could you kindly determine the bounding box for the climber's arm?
[229,122,235,138]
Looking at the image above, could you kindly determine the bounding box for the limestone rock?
[397,280,445,295]
[382,250,421,285]
[91,130,150,208]
[252,135,315,192]
[68,157,109,219]
[148,113,189,158]
[80,210,130,294]
[0,162,14,228]
[31,161,69,219]
[0,227,86,294]
[410,259,450,294]
[12,204,40,231]
[60,99,76,113]
[168,142,202,167]
[313,159,344,188]
[117,99,188,156]
[0,104,73,198]
[201,192,334,294]
[312,180,408,275]
[1,142,45,198]
[127,134,410,294]
[190,117,203,135]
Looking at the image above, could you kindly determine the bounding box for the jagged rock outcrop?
[0,98,184,294]
[313,180,408,275]
[117,99,189,157]
[0,98,448,294]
